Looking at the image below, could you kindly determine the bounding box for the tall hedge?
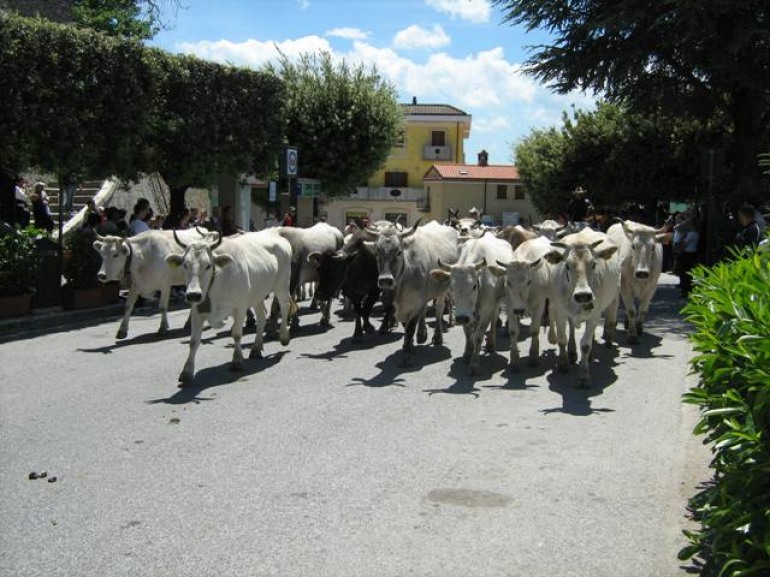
[680,244,770,576]
[0,13,286,211]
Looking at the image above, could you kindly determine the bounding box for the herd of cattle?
[92,217,666,387]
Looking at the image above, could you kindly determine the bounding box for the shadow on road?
[540,342,619,416]
[347,344,453,389]
[145,350,289,405]
[300,332,402,361]
[76,327,191,354]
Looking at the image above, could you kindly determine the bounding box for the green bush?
[0,225,44,296]
[679,244,770,576]
[63,228,101,290]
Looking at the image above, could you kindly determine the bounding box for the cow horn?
[195,226,209,237]
[209,233,223,251]
[173,230,188,249]
[474,258,487,271]
[95,233,107,241]
[399,218,422,239]
[436,258,452,272]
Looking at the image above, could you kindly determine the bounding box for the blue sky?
[151,0,593,165]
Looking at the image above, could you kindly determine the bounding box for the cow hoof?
[320,318,330,328]
[249,349,263,359]
[157,327,168,337]
[116,329,128,340]
[468,366,480,376]
[568,352,578,364]
[363,323,375,334]
[178,371,194,384]
[279,331,290,347]
[507,363,521,374]
[417,332,428,344]
[432,336,443,346]
[230,361,244,372]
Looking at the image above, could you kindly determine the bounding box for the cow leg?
[555,315,570,373]
[547,300,557,344]
[319,297,332,328]
[528,299,546,367]
[249,302,267,359]
[568,318,578,363]
[179,308,203,384]
[636,287,655,336]
[401,316,420,367]
[507,296,522,371]
[352,296,364,341]
[462,324,473,362]
[272,290,293,347]
[432,294,447,346]
[617,282,637,344]
[230,308,246,371]
[417,312,428,344]
[116,288,140,339]
[469,321,487,375]
[361,291,378,334]
[578,318,599,387]
[604,294,621,347]
[157,284,171,336]
[445,293,455,329]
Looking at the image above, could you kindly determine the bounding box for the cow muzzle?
[455,313,471,325]
[512,308,526,316]
[573,291,594,305]
[185,291,203,304]
[97,272,108,283]
[378,276,395,289]
[635,271,650,279]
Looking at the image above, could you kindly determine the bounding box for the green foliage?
[0,225,44,296]
[71,0,159,40]
[514,102,696,215]
[0,13,286,206]
[63,228,102,289]
[679,244,770,575]
[269,52,402,195]
[494,0,770,202]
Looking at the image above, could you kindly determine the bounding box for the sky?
[150,0,594,165]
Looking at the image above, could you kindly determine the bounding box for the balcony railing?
[352,186,427,203]
[423,145,452,161]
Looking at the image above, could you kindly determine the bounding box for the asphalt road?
[0,273,708,577]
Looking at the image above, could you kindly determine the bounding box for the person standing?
[673,211,700,297]
[62,174,80,216]
[30,181,54,233]
[567,186,594,229]
[282,206,296,227]
[13,176,30,227]
[734,204,762,249]
[128,198,151,236]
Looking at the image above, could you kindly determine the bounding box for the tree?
[71,0,159,39]
[495,0,770,203]
[268,52,402,195]
[514,102,697,216]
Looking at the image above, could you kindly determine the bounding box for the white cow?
[93,228,218,339]
[489,236,555,371]
[166,230,295,384]
[544,228,621,386]
[363,220,459,365]
[606,220,664,344]
[276,222,344,328]
[431,232,513,375]
[532,220,570,241]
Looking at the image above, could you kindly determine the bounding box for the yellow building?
[322,101,540,227]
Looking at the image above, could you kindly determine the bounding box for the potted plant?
[62,227,116,309]
[0,224,42,318]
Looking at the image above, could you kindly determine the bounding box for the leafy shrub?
[63,228,101,290]
[679,244,770,576]
[0,225,43,296]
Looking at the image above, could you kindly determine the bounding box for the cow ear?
[307,251,322,264]
[121,243,130,255]
[166,254,184,268]
[529,257,542,268]
[543,249,564,264]
[93,241,103,251]
[214,254,234,268]
[430,269,451,283]
[595,245,618,260]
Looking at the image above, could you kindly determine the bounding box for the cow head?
[309,249,355,301]
[545,239,617,309]
[93,235,131,282]
[165,231,226,305]
[430,258,486,325]
[622,221,663,280]
[488,256,543,315]
[369,219,421,290]
[533,220,567,241]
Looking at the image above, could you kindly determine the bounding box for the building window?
[384,171,408,188]
[384,212,408,226]
[514,185,526,200]
[431,131,446,146]
[496,184,507,200]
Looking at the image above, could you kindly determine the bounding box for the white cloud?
[176,36,332,68]
[297,0,310,9]
[326,27,369,41]
[425,0,491,23]
[473,115,511,134]
[393,24,450,50]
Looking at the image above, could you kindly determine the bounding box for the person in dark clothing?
[567,186,593,227]
[30,182,54,233]
[734,204,762,249]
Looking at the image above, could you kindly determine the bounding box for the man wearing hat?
[567,186,594,229]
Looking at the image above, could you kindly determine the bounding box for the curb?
[0,304,125,342]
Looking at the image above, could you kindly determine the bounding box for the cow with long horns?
[93,228,218,339]
[360,219,459,365]
[166,229,295,384]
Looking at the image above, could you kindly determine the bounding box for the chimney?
[478,150,488,167]
[412,96,417,105]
